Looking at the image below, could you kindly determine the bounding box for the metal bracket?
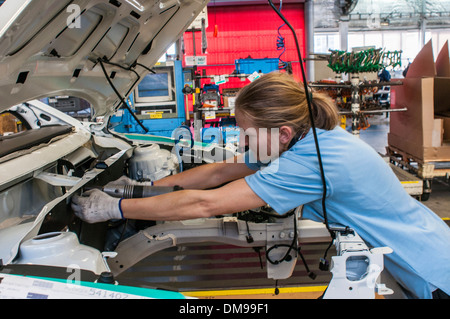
[323,230,393,299]
[108,212,307,281]
[34,171,81,187]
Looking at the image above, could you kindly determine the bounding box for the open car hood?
[0,0,207,117]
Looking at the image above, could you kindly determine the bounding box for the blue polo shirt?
[244,126,450,299]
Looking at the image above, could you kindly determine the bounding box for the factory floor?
[358,114,450,220]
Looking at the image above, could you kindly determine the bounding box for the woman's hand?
[71,189,123,223]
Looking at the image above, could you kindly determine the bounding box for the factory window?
[157,43,177,62]
[401,32,420,63]
[315,29,449,69]
[314,34,328,53]
[382,32,401,52]
[364,33,382,49]
[314,33,339,53]
[348,33,364,49]
[436,30,450,54]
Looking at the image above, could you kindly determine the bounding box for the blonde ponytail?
[235,72,339,132]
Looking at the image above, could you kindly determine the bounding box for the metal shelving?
[309,77,405,137]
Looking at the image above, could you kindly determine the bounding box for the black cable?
[255,207,295,219]
[111,219,129,251]
[266,213,297,265]
[245,208,297,265]
[248,208,316,278]
[276,1,287,70]
[100,59,140,77]
[298,247,317,280]
[97,59,151,139]
[268,0,333,239]
[98,58,149,133]
[134,62,156,74]
[268,1,336,270]
[24,103,42,127]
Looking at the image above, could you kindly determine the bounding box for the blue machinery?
[109,58,280,145]
[110,60,188,137]
[109,59,238,148]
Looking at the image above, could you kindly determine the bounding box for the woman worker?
[72,72,450,299]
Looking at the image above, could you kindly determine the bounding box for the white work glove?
[105,175,153,188]
[71,189,123,224]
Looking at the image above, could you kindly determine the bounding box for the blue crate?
[235,58,279,74]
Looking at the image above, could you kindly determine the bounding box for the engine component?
[108,215,300,281]
[323,229,393,299]
[14,231,109,275]
[102,184,183,199]
[128,144,178,181]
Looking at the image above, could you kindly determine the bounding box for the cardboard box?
[388,40,450,162]
[222,88,239,108]
[223,96,236,108]
[0,113,18,135]
[444,118,450,143]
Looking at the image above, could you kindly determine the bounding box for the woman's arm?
[71,154,261,224]
[153,154,256,190]
[121,178,266,221]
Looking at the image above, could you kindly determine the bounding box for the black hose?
[98,58,148,133]
[267,0,334,241]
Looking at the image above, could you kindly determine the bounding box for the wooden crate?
[386,145,450,179]
[0,113,18,135]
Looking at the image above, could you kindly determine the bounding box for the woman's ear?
[279,126,294,147]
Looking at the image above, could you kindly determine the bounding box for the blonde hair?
[235,72,339,133]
